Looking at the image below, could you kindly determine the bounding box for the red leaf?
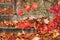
[37,24,42,31]
[49,8,54,13]
[54,16,60,23]
[43,25,49,32]
[24,22,32,28]
[7,37,13,40]
[49,21,58,29]
[31,3,38,10]
[18,10,23,16]
[55,11,60,16]
[18,22,26,29]
[49,4,60,17]
[24,5,31,12]
[54,5,58,10]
